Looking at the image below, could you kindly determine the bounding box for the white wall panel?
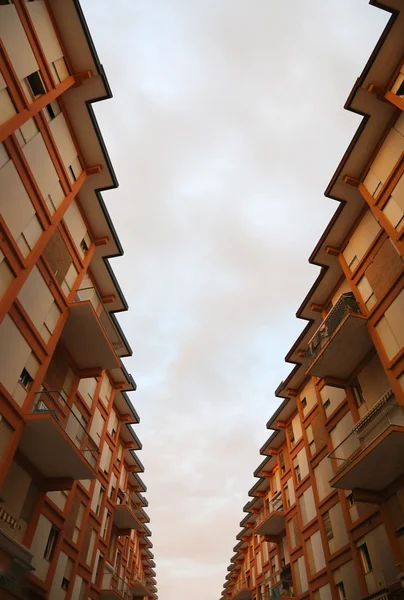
[49,113,78,171]
[0,5,38,80]
[23,131,60,200]
[0,159,36,240]
[0,315,32,395]
[27,1,63,65]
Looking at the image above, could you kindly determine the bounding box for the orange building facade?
[0,1,157,600]
[220,2,404,600]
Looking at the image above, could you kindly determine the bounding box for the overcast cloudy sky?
[81,1,388,598]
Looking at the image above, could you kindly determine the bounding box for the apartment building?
[220,1,404,599]
[0,1,157,599]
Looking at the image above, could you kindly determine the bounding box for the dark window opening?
[27,71,46,98]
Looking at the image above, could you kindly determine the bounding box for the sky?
[81,1,389,598]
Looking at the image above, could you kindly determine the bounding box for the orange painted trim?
[385,89,404,111]
[0,75,76,143]
[0,172,87,324]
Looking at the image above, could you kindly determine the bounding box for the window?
[95,553,104,584]
[301,397,307,409]
[19,368,33,390]
[347,493,355,507]
[358,543,373,574]
[96,487,104,516]
[61,577,69,591]
[323,512,334,541]
[294,459,301,483]
[68,165,77,182]
[115,550,121,571]
[279,451,285,474]
[44,524,59,561]
[352,378,365,407]
[102,511,111,538]
[26,71,46,99]
[80,238,89,254]
[336,582,346,600]
[284,484,291,508]
[45,100,60,121]
[287,423,295,446]
[396,80,404,97]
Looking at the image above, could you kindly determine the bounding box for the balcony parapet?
[328,391,404,491]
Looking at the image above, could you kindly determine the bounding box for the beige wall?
[314,584,332,600]
[23,127,64,212]
[364,112,404,197]
[333,559,361,600]
[314,457,333,501]
[300,379,317,418]
[49,113,81,179]
[77,377,97,408]
[362,524,399,593]
[0,5,39,101]
[375,288,404,361]
[331,279,352,306]
[328,502,348,554]
[17,266,61,343]
[0,72,17,125]
[342,210,380,271]
[330,412,358,461]
[291,412,302,443]
[49,550,68,600]
[296,447,309,480]
[0,152,43,257]
[63,199,88,259]
[0,314,40,403]
[30,514,53,580]
[357,353,390,415]
[0,250,15,302]
[299,486,316,526]
[320,385,345,419]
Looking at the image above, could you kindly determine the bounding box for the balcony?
[132,578,152,597]
[61,287,124,371]
[100,570,132,600]
[0,508,33,570]
[231,579,251,600]
[304,293,372,379]
[113,492,143,533]
[329,390,404,491]
[255,493,285,538]
[19,391,99,482]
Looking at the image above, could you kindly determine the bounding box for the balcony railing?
[0,505,19,531]
[232,579,250,598]
[256,493,284,528]
[305,293,361,364]
[75,287,125,354]
[328,390,404,489]
[101,570,132,599]
[33,390,99,469]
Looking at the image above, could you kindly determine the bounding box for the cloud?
[81,0,389,598]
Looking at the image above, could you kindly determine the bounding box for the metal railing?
[75,287,125,353]
[232,579,250,597]
[0,505,19,530]
[101,571,132,599]
[33,390,99,469]
[256,492,284,528]
[328,390,404,472]
[115,491,139,517]
[305,293,361,364]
